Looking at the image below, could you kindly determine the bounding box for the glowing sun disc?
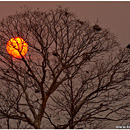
[6,37,28,59]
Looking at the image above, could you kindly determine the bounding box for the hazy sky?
[0,2,129,128]
[0,1,129,47]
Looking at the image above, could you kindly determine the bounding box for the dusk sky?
[0,1,129,128]
[0,1,130,47]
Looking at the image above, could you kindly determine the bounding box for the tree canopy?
[0,7,129,129]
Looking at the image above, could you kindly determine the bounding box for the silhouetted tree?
[0,6,130,129]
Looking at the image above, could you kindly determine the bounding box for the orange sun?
[6,37,28,59]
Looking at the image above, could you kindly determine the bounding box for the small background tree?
[0,6,129,129]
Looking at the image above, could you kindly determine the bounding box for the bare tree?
[0,6,129,129]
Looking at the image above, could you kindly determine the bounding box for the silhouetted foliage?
[0,6,129,129]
